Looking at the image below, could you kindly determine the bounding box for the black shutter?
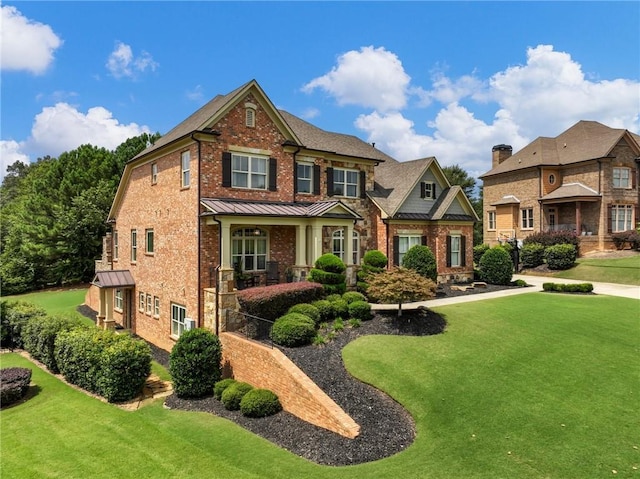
[327,167,334,196]
[313,165,321,195]
[268,158,277,191]
[222,152,231,187]
[433,183,437,198]
[632,169,637,189]
[420,182,426,199]
[393,236,400,266]
[607,205,612,234]
[446,235,452,267]
[421,236,427,246]
[294,162,299,193]
[360,170,366,198]
[461,236,466,267]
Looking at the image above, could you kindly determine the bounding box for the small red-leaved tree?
[367,267,436,317]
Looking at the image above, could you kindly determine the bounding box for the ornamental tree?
[367,267,436,317]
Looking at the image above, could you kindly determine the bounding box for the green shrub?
[330,298,349,319]
[402,245,437,281]
[473,244,490,265]
[270,313,316,347]
[237,282,324,322]
[311,300,334,322]
[348,318,361,328]
[612,230,640,250]
[221,382,253,411]
[22,315,79,373]
[169,328,222,398]
[98,337,151,403]
[520,242,546,268]
[542,282,594,293]
[287,303,320,325]
[307,269,345,285]
[544,243,577,270]
[239,388,282,417]
[213,378,237,400]
[342,291,366,304]
[523,230,580,255]
[348,300,372,321]
[325,294,342,302]
[362,250,388,268]
[314,253,346,273]
[333,317,344,332]
[1,301,47,350]
[478,247,513,285]
[0,367,32,408]
[321,283,347,295]
[513,279,528,287]
[55,328,108,394]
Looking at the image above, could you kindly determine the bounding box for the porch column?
[575,202,582,234]
[311,223,323,264]
[103,289,115,330]
[295,224,307,266]
[220,220,232,269]
[97,288,107,328]
[345,223,354,266]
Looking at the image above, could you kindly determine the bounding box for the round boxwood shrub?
[362,250,388,268]
[342,291,366,304]
[329,298,349,319]
[473,244,490,266]
[214,378,237,400]
[478,247,513,285]
[0,367,32,408]
[270,313,316,347]
[240,388,282,418]
[520,242,546,268]
[169,328,222,398]
[221,381,253,411]
[314,253,346,273]
[544,243,577,270]
[287,303,320,325]
[401,245,437,282]
[311,300,334,323]
[97,337,151,403]
[348,300,372,321]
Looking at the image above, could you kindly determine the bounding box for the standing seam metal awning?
[200,198,362,220]
[92,270,135,288]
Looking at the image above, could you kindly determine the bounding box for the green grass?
[2,293,638,478]
[551,254,640,285]
[1,287,94,326]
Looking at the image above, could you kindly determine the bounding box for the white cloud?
[27,103,150,158]
[303,46,411,112]
[186,84,205,103]
[0,140,30,180]
[1,5,62,74]
[301,107,320,120]
[106,41,158,79]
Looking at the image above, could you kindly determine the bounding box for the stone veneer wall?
[219,332,360,439]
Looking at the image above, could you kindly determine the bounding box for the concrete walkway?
[370,274,639,311]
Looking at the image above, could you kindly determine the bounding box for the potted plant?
[285,267,294,283]
[234,261,251,290]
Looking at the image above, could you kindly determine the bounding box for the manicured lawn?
[1,287,94,326]
[2,293,638,478]
[551,254,640,285]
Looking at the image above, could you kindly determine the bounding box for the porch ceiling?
[200,198,362,220]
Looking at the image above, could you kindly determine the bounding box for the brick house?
[87,80,477,351]
[481,121,640,253]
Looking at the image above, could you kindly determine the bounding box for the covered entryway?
[91,270,136,330]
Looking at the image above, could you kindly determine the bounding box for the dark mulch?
[165,307,445,466]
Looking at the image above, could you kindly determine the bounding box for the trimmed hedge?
[523,230,580,255]
[287,303,321,325]
[307,269,345,285]
[473,244,490,266]
[240,388,282,418]
[478,247,513,285]
[520,242,546,268]
[542,282,594,293]
[237,282,324,322]
[0,367,32,408]
[330,298,349,319]
[309,253,347,295]
[170,328,222,399]
[342,291,366,304]
[348,300,372,321]
[362,250,388,268]
[55,328,108,394]
[311,299,334,323]
[221,382,253,411]
[544,243,577,270]
[612,230,640,250]
[357,250,388,295]
[270,313,316,347]
[22,315,79,373]
[314,253,346,273]
[1,301,47,350]
[402,245,437,282]
[214,378,237,400]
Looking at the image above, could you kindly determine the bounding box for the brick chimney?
[492,144,513,168]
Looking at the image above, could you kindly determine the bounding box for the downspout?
[191,133,203,329]
[292,146,301,202]
[211,216,223,336]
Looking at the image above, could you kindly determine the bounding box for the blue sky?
[2,1,639,180]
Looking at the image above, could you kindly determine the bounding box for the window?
[171,303,187,338]
[232,228,267,271]
[611,204,633,232]
[131,230,137,262]
[521,208,534,229]
[151,163,158,184]
[548,173,556,185]
[113,231,119,260]
[331,229,360,264]
[297,163,313,194]
[181,151,191,188]
[138,292,145,312]
[146,294,152,315]
[487,211,496,230]
[114,289,123,311]
[449,235,461,267]
[613,167,631,188]
[153,296,160,318]
[333,168,359,197]
[420,181,436,199]
[232,154,267,189]
[397,235,422,265]
[145,229,154,254]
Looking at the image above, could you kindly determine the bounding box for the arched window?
[332,229,360,264]
[232,228,267,271]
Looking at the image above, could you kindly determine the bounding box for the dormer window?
[245,102,257,128]
[420,181,436,200]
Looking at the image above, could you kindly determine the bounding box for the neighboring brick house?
[481,121,640,253]
[87,80,477,351]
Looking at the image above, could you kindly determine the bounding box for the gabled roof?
[480,120,640,178]
[539,182,601,202]
[491,195,521,206]
[92,270,135,288]
[200,198,362,220]
[429,185,479,221]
